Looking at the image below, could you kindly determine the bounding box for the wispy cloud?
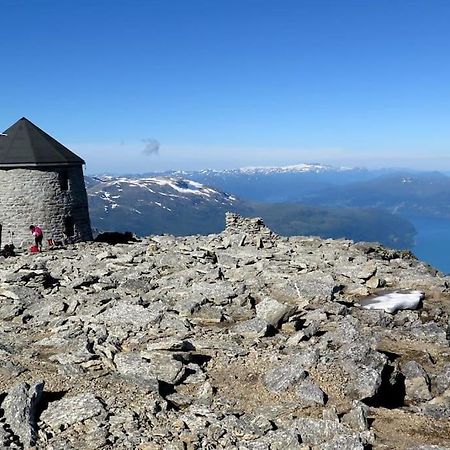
[142,138,160,156]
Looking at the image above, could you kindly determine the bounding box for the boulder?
[402,361,432,403]
[255,298,292,327]
[264,357,307,393]
[2,381,44,448]
[40,393,105,430]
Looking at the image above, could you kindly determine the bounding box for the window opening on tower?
[64,216,74,237]
[59,171,69,191]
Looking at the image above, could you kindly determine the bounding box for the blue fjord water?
[408,217,450,275]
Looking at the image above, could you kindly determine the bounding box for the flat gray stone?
[98,302,166,328]
[294,417,356,446]
[115,351,184,388]
[291,272,340,303]
[255,298,292,327]
[264,357,307,393]
[230,317,271,339]
[40,393,105,430]
[296,379,326,406]
[318,434,364,450]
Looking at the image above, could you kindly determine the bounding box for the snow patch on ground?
[99,191,119,209]
[359,291,424,314]
[154,201,172,211]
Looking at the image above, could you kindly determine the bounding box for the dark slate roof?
[0,117,85,167]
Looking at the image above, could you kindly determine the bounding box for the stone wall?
[0,166,92,248]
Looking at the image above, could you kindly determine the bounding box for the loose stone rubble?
[0,213,449,449]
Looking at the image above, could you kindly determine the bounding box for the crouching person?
[30,225,43,251]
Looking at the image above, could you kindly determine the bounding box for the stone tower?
[0,117,92,248]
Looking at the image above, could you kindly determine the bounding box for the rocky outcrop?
[0,213,449,449]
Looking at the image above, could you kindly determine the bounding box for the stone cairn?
[224,212,276,248]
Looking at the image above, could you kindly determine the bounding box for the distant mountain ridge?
[135,164,450,219]
[86,174,416,249]
[150,164,373,203]
[174,163,364,175]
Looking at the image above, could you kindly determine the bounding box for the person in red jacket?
[30,225,43,251]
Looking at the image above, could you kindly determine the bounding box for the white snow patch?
[149,178,207,195]
[99,191,119,208]
[154,201,172,212]
[359,291,424,314]
[187,180,204,189]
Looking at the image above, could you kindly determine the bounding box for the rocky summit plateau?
[0,214,449,450]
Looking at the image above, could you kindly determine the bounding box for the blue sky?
[1,0,450,173]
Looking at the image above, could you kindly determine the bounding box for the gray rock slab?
[293,272,340,303]
[420,402,450,420]
[2,381,44,448]
[433,364,450,394]
[341,403,369,431]
[263,429,302,450]
[230,317,272,339]
[264,357,307,393]
[191,280,238,300]
[40,393,105,430]
[0,285,43,304]
[286,349,320,370]
[318,434,364,450]
[296,379,326,406]
[255,298,292,327]
[98,302,166,328]
[240,429,302,450]
[293,417,356,446]
[335,339,388,401]
[407,446,450,450]
[115,351,185,388]
[172,295,207,316]
[192,337,249,357]
[402,361,432,402]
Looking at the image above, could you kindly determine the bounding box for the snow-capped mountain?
[90,176,237,212]
[236,163,356,174]
[170,163,364,177]
[87,176,242,236]
[162,163,372,203]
